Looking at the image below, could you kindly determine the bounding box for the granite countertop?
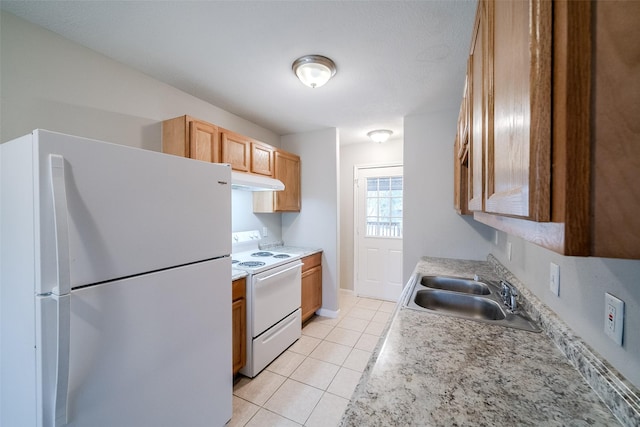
[232,268,247,281]
[258,241,323,258]
[340,257,631,426]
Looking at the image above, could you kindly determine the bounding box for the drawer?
[301,252,322,272]
[232,277,246,301]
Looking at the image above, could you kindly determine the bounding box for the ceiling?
[1,0,477,145]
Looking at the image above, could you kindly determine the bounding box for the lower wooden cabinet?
[232,277,246,375]
[301,252,322,323]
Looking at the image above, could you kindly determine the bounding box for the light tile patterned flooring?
[228,290,396,427]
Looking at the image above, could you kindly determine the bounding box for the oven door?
[252,261,302,337]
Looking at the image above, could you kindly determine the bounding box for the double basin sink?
[404,275,540,332]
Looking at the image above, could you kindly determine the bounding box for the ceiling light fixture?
[367,129,393,143]
[292,55,337,88]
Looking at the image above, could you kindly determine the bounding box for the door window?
[366,176,403,238]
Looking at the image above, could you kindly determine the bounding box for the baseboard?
[316,307,340,319]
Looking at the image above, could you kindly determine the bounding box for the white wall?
[492,232,640,388]
[339,139,403,291]
[403,109,494,283]
[281,128,340,314]
[0,11,280,148]
[231,190,282,240]
[0,11,281,238]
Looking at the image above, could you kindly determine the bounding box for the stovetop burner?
[251,251,274,257]
[238,261,266,268]
[273,254,291,259]
[231,260,239,264]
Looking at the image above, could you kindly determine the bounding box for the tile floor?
[228,290,396,427]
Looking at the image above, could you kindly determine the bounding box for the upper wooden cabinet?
[220,129,251,172]
[485,0,551,220]
[465,0,551,219]
[467,6,485,213]
[454,133,470,216]
[162,115,220,163]
[253,149,301,213]
[250,141,274,177]
[220,129,275,177]
[456,0,640,259]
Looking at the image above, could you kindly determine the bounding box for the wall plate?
[549,263,560,296]
[604,293,624,346]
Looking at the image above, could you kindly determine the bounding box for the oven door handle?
[255,261,303,282]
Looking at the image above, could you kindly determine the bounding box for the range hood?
[231,171,285,192]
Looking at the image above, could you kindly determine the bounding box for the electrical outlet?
[604,293,624,346]
[262,226,268,237]
[549,263,560,296]
[507,242,512,261]
[494,230,499,245]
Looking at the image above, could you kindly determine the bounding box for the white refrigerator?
[0,130,232,426]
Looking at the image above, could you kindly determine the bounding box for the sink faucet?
[500,280,518,313]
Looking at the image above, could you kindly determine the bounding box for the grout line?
[232,294,390,427]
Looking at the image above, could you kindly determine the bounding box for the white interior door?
[355,165,403,301]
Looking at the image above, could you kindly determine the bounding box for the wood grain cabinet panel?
[220,129,251,172]
[274,150,301,211]
[162,115,219,163]
[591,0,640,258]
[250,142,274,177]
[468,3,486,212]
[457,0,640,259]
[232,278,246,375]
[301,252,322,323]
[485,0,551,220]
[253,149,301,213]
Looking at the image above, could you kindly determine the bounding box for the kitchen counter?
[232,269,247,281]
[341,256,638,426]
[259,241,323,258]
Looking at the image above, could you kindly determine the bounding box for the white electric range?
[232,231,302,377]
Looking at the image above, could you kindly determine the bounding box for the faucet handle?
[500,280,518,312]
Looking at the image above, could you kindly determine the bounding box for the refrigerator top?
[3,130,233,293]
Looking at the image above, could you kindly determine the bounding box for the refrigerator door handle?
[49,155,71,425]
[49,154,71,297]
[51,293,71,427]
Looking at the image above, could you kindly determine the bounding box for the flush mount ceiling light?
[292,55,337,88]
[367,129,393,143]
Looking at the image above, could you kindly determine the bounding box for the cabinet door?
[485,0,551,220]
[468,3,486,212]
[301,265,322,323]
[232,278,246,375]
[274,150,301,211]
[250,142,274,177]
[454,135,470,215]
[221,131,250,172]
[189,121,219,163]
[232,298,246,374]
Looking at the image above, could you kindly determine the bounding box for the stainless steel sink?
[413,289,506,320]
[420,275,491,295]
[404,274,541,332]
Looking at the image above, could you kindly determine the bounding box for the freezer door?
[38,258,232,427]
[33,129,231,293]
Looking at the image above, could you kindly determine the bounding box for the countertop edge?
[341,256,639,427]
[488,254,640,426]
